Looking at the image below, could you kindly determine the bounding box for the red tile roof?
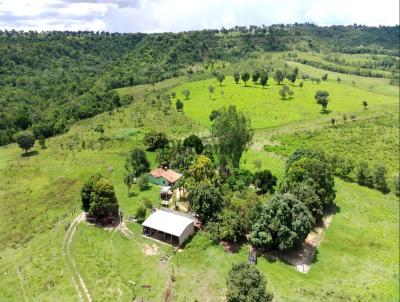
[150,168,182,183]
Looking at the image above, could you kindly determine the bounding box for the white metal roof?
[142,210,195,237]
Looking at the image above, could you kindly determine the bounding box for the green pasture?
[171,72,397,129]
[0,58,399,301]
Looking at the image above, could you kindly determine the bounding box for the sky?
[0,0,398,33]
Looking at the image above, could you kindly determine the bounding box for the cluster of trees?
[327,154,393,194]
[250,149,335,251]
[1,25,398,146]
[292,56,393,78]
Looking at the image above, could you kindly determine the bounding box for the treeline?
[291,56,391,78]
[1,24,398,146]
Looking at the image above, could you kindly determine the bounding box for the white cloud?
[0,0,398,32]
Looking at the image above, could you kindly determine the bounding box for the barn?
[142,209,195,246]
[148,167,182,186]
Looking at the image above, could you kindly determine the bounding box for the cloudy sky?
[0,0,398,33]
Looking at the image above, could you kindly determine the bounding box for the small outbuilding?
[148,167,182,186]
[142,209,195,246]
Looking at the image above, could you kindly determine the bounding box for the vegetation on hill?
[1,24,398,146]
[0,24,398,302]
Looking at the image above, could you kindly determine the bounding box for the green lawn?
[170,73,397,129]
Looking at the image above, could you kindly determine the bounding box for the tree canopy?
[14,130,35,154]
[190,182,223,223]
[183,134,204,154]
[226,262,273,302]
[211,105,253,173]
[250,193,314,251]
[81,174,119,221]
[143,131,169,151]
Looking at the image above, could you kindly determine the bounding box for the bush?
[135,205,147,223]
[356,162,374,187]
[137,175,149,191]
[253,170,277,194]
[372,165,389,193]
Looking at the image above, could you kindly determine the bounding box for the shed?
[148,167,182,186]
[142,209,195,246]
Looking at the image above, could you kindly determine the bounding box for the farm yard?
[0,24,399,302]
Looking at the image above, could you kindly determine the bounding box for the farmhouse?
[142,209,195,246]
[148,167,182,186]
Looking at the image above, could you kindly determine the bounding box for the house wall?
[179,223,195,245]
[148,175,170,186]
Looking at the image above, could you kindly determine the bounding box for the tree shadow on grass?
[21,150,38,157]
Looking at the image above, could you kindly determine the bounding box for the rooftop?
[149,168,182,183]
[142,209,195,237]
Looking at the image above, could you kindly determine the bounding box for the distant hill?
[0,24,399,146]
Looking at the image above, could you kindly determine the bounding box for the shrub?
[356,162,373,187]
[137,175,149,191]
[135,205,147,223]
[253,170,277,194]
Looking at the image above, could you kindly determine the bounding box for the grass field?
[0,55,399,301]
[264,111,399,178]
[170,71,397,129]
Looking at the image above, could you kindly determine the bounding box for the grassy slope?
[171,74,397,130]
[0,57,398,301]
[264,112,399,177]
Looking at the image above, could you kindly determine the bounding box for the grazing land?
[171,73,397,129]
[0,25,399,302]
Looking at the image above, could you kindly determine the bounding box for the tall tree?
[81,174,119,221]
[208,85,215,98]
[274,69,284,84]
[182,89,190,100]
[233,71,240,84]
[216,73,225,86]
[190,182,223,223]
[314,90,330,112]
[176,99,184,111]
[259,73,269,88]
[124,148,150,189]
[183,134,204,154]
[250,193,314,251]
[241,72,250,86]
[226,262,273,302]
[252,70,260,86]
[211,105,253,173]
[372,165,389,193]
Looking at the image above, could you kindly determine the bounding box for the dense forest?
[0,24,399,146]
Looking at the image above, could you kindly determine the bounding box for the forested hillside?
[0,24,398,146]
